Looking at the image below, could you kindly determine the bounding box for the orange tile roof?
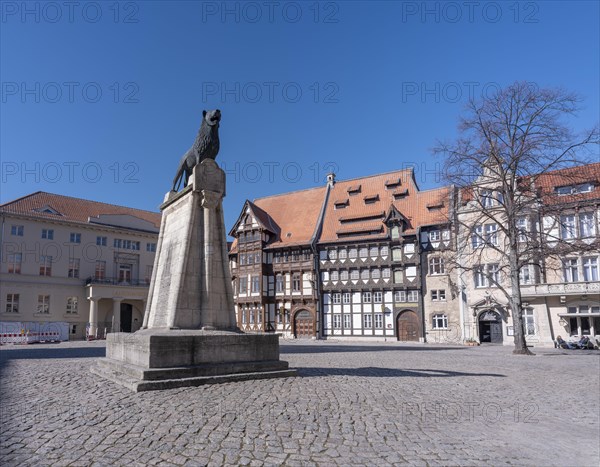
[535,162,600,206]
[252,186,328,249]
[319,169,451,243]
[0,191,161,230]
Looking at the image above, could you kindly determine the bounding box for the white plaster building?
[1,192,160,340]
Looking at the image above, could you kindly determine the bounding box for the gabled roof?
[228,200,280,238]
[0,191,161,231]
[230,186,328,251]
[319,169,450,243]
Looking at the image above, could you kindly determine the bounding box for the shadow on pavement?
[297,366,506,378]
[0,346,106,362]
[281,344,466,354]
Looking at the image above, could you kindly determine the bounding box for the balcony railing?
[521,281,600,297]
[85,277,149,287]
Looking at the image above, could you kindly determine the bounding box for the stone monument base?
[91,329,296,392]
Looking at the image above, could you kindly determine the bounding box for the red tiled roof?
[320,169,451,243]
[253,186,328,248]
[0,191,161,229]
[535,162,600,206]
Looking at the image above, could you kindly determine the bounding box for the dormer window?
[385,178,402,189]
[364,194,379,205]
[426,202,444,210]
[556,183,594,195]
[480,189,503,207]
[347,184,361,195]
[334,198,349,209]
[392,189,409,199]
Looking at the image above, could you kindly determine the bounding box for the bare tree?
[435,82,599,355]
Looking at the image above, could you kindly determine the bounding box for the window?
[363,314,372,328]
[371,269,381,279]
[374,313,383,328]
[249,309,255,325]
[348,248,358,258]
[394,291,406,302]
[480,189,494,207]
[96,236,107,246]
[41,229,54,240]
[255,252,262,264]
[274,251,283,263]
[39,256,52,276]
[519,265,534,285]
[582,257,598,282]
[333,314,342,329]
[291,250,300,261]
[330,270,339,281]
[359,247,368,258]
[339,249,348,259]
[472,225,484,248]
[516,218,528,243]
[37,295,50,314]
[292,274,301,292]
[431,290,446,301]
[7,253,22,274]
[432,314,448,329]
[392,248,402,261]
[374,291,383,303]
[247,254,254,265]
[66,297,78,314]
[474,264,500,288]
[380,246,389,256]
[251,276,260,293]
[442,230,450,241]
[350,269,359,280]
[560,215,576,240]
[404,243,415,254]
[362,292,372,303]
[393,270,403,284]
[342,293,351,304]
[328,249,337,260]
[579,213,596,238]
[429,257,445,275]
[146,243,157,252]
[563,258,579,282]
[369,247,379,258]
[567,305,600,336]
[239,277,248,293]
[70,233,81,243]
[333,293,341,304]
[391,225,400,240]
[382,268,391,279]
[113,239,140,250]
[68,258,80,279]
[95,261,106,280]
[523,308,536,335]
[557,183,594,195]
[485,223,498,246]
[11,225,24,236]
[276,275,284,293]
[343,314,351,328]
[407,290,419,302]
[340,270,349,281]
[361,269,370,280]
[6,294,19,313]
[429,230,441,242]
[239,254,247,265]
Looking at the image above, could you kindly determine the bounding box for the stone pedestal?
[92,159,295,392]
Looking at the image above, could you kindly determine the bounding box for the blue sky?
[2,1,599,232]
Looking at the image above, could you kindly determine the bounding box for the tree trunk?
[508,246,534,355]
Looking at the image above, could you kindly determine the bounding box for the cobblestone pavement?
[1,340,598,466]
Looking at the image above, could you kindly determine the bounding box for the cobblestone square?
[1,340,598,466]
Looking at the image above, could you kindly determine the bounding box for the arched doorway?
[397,310,420,342]
[478,310,503,343]
[293,309,314,338]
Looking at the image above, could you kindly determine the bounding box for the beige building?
[455,163,600,348]
[1,191,160,340]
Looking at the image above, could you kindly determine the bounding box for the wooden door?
[397,311,420,341]
[294,310,314,338]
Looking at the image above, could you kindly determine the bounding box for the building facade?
[1,192,160,340]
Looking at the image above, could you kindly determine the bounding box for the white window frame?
[432,314,448,329]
